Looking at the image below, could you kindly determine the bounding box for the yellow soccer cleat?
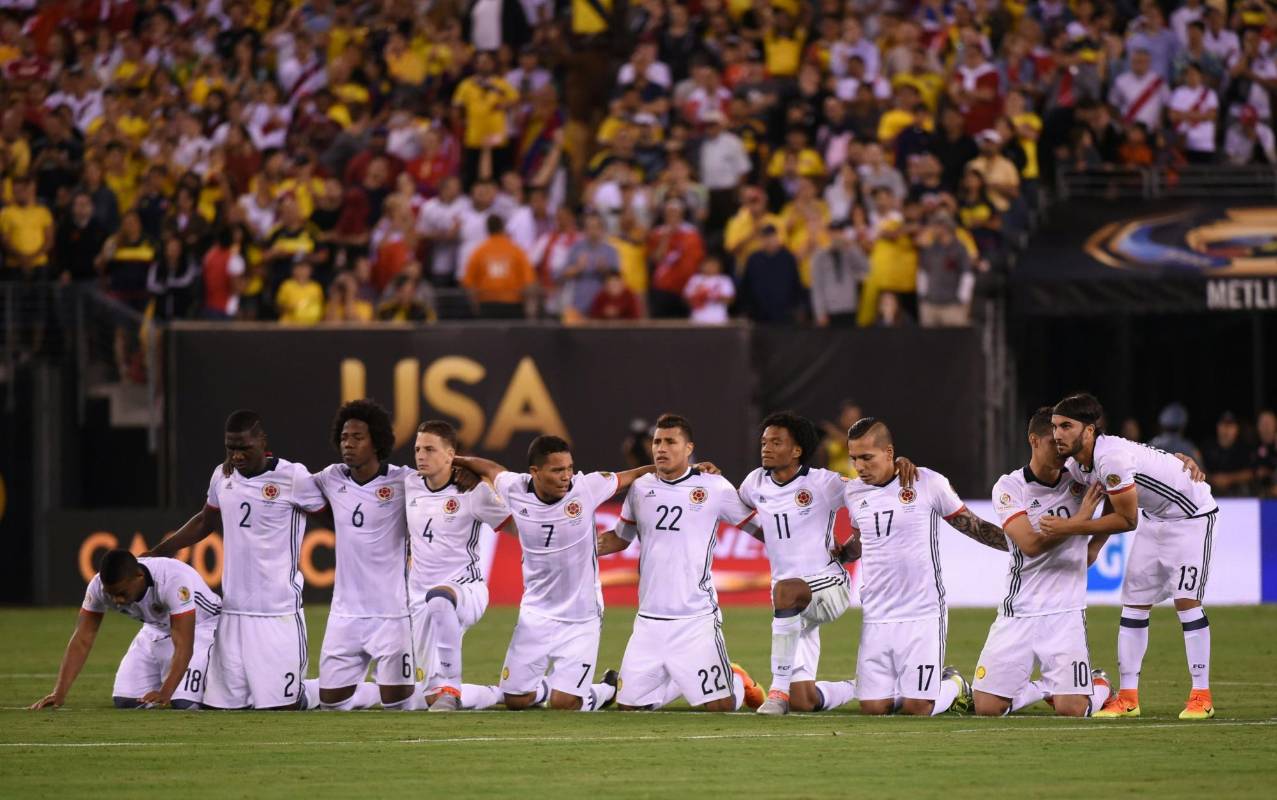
[731,663,765,710]
[1092,688,1141,718]
[1179,689,1215,720]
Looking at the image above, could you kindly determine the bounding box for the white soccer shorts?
[498,608,601,699]
[617,613,735,707]
[112,625,216,705]
[972,609,1094,698]
[792,576,853,682]
[855,614,947,702]
[1121,511,1216,606]
[202,612,308,709]
[410,580,489,689]
[319,614,415,689]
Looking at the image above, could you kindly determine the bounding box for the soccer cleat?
[731,663,765,710]
[1179,689,1214,720]
[429,686,461,712]
[599,669,620,710]
[1091,668,1111,693]
[1092,688,1140,718]
[942,666,973,715]
[757,689,790,716]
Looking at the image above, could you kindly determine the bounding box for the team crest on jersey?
[444,497,461,515]
[501,666,510,681]
[794,489,814,507]
[1070,482,1085,497]
[376,485,394,502]
[689,487,708,505]
[600,471,613,478]
[261,482,280,501]
[998,492,1012,506]
[178,586,190,602]
[976,665,987,680]
[565,500,584,518]
[898,487,916,504]
[1105,474,1121,488]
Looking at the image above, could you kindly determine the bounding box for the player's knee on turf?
[973,691,1010,717]
[700,697,736,712]
[547,690,583,710]
[772,578,812,612]
[789,682,821,712]
[1053,695,1089,717]
[379,684,414,704]
[858,698,894,715]
[898,698,934,716]
[320,685,356,705]
[113,696,142,709]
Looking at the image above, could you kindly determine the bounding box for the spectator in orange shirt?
[460,214,536,319]
[646,198,705,319]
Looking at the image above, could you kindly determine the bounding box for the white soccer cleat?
[757,690,790,715]
[429,687,461,712]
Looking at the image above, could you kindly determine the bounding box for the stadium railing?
[1057,164,1277,200]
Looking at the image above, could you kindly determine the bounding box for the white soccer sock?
[769,611,802,694]
[732,671,747,710]
[814,680,856,711]
[1087,682,1112,716]
[426,595,463,687]
[460,683,503,710]
[320,682,381,711]
[1118,607,1151,691]
[301,678,320,711]
[1008,680,1049,714]
[1177,607,1211,690]
[579,682,616,712]
[930,679,959,716]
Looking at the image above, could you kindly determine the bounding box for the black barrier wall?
[165,324,987,509]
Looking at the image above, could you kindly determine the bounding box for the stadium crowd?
[0,0,1272,327]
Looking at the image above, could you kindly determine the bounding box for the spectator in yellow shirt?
[276,258,325,325]
[857,189,919,326]
[452,51,519,184]
[0,176,53,274]
[724,186,786,273]
[766,128,826,181]
[762,8,808,79]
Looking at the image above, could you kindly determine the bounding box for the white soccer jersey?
[738,465,848,584]
[493,470,620,623]
[1065,435,1217,521]
[404,474,511,595]
[83,556,220,631]
[617,469,757,619]
[990,466,1089,618]
[315,463,416,618]
[844,468,964,623]
[205,457,326,615]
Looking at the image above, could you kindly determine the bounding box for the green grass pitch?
[2,605,1275,799]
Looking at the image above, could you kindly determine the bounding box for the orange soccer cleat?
[1092,688,1140,718]
[1179,688,1215,720]
[731,663,765,710]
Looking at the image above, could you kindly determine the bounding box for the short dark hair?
[99,549,139,586]
[761,411,820,465]
[225,409,263,434]
[1028,406,1054,438]
[1053,393,1105,430]
[528,434,571,467]
[847,416,892,447]
[331,399,395,460]
[654,413,694,443]
[416,419,458,450]
[486,214,505,235]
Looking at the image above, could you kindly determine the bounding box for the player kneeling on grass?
[454,438,654,711]
[31,550,220,710]
[838,418,1008,716]
[312,400,420,711]
[406,420,514,712]
[972,408,1113,718]
[597,413,766,712]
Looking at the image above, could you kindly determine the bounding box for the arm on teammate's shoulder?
[612,464,655,493]
[1042,486,1137,537]
[31,610,103,709]
[597,529,632,556]
[142,611,195,707]
[451,455,508,482]
[944,506,1010,551]
[1174,452,1207,483]
[1001,513,1058,557]
[147,506,218,558]
[894,457,917,487]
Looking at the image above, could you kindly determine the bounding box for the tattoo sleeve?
[947,509,1009,551]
